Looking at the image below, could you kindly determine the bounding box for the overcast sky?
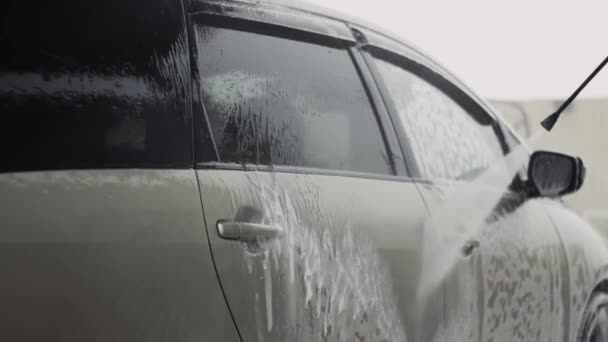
[305,0,608,100]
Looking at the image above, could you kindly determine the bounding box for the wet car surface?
[1,0,607,341]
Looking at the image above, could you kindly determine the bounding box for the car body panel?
[196,169,442,342]
[543,200,608,342]
[0,170,238,341]
[416,183,568,342]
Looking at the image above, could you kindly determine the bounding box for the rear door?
[188,4,440,342]
[363,38,569,342]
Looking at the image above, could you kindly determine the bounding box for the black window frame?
[189,12,407,180]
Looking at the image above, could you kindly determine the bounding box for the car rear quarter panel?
[0,170,238,342]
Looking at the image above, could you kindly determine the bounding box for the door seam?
[194,168,244,342]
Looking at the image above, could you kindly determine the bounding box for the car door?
[363,38,570,342]
[187,4,442,342]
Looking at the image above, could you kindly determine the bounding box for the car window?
[372,56,506,180]
[0,6,193,172]
[194,22,393,176]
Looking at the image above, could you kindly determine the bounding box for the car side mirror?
[525,151,586,198]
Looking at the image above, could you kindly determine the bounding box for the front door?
[189,11,439,342]
[366,47,569,342]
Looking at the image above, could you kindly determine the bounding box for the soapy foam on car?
[239,172,408,342]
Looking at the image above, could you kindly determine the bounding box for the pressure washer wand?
[541,55,608,131]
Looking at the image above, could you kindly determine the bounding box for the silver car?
[0,0,606,341]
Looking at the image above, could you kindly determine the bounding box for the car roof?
[214,0,415,48]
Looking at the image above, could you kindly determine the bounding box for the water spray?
[541,55,608,131]
[417,55,608,337]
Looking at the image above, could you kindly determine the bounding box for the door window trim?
[358,48,421,178]
[189,0,355,43]
[197,161,418,183]
[348,46,406,177]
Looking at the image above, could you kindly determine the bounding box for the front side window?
[194,21,393,176]
[372,55,505,180]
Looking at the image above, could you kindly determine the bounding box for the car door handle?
[217,220,284,242]
[461,239,480,257]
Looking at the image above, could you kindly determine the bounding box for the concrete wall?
[491,98,608,230]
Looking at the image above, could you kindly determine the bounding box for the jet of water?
[416,128,547,306]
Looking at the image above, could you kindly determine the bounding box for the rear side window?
[0,1,193,172]
[194,21,393,176]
